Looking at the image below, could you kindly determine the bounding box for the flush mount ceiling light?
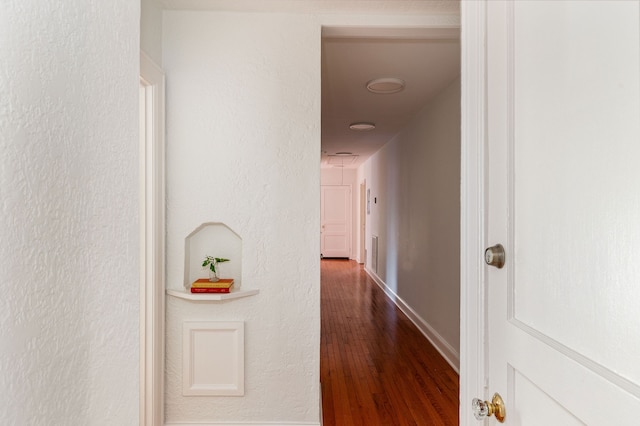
[349,122,376,131]
[334,152,353,156]
[366,77,406,94]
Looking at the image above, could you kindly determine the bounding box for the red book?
[191,287,232,294]
[191,278,234,289]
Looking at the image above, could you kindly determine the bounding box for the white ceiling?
[321,27,460,169]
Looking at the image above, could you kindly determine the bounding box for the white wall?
[0,1,140,424]
[163,11,321,424]
[362,76,461,369]
[141,0,163,64]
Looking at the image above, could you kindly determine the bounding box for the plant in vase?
[202,256,230,282]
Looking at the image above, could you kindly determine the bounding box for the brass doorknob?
[472,393,506,423]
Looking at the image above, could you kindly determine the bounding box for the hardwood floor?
[320,259,459,425]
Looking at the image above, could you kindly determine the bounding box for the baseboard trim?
[319,382,324,425]
[364,267,460,373]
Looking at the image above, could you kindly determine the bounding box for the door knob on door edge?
[485,244,505,269]
[472,393,506,423]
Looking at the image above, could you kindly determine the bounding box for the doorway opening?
[319,25,461,422]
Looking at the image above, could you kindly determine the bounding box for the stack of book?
[190,278,234,293]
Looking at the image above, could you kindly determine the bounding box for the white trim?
[140,50,166,426]
[364,267,460,373]
[357,182,366,264]
[159,0,460,16]
[459,1,487,426]
[167,288,259,301]
[322,26,460,40]
[319,381,323,425]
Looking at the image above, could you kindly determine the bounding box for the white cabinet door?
[483,1,640,424]
[321,185,351,258]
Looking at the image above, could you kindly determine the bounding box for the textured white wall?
[0,1,140,424]
[363,77,461,366]
[163,11,321,423]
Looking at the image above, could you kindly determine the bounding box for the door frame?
[359,181,366,264]
[459,1,487,425]
[140,51,166,426]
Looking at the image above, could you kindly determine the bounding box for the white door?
[482,1,640,424]
[321,185,351,258]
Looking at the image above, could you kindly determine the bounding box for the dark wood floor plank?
[321,259,459,425]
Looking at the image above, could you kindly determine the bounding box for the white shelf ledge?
[167,288,259,302]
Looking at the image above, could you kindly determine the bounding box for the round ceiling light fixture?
[349,122,376,131]
[366,77,406,94]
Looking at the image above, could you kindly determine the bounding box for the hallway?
[320,259,459,425]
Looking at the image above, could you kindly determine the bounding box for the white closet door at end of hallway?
[321,185,351,258]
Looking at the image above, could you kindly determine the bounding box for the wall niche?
[183,222,242,290]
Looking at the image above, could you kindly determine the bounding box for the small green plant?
[202,256,230,274]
